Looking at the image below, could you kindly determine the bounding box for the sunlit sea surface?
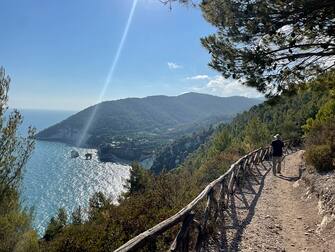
[18,110,131,236]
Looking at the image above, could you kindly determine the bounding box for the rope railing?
[114,139,298,252]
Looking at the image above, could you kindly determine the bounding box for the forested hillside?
[151,71,334,174]
[40,71,335,251]
[36,93,260,147]
[151,127,214,174]
[36,93,260,162]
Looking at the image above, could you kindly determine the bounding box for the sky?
[1,0,262,111]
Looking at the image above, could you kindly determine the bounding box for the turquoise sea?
[18,110,131,236]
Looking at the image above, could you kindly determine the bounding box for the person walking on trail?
[271,134,284,175]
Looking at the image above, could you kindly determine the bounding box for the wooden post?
[260,148,270,170]
[170,212,195,252]
[242,156,249,172]
[247,154,254,168]
[248,153,260,184]
[252,150,263,176]
[258,149,263,162]
[203,189,213,231]
[236,162,245,188]
[212,190,219,221]
[239,160,247,187]
[194,189,214,252]
[193,219,202,252]
[239,157,249,187]
[259,149,267,170]
[228,170,235,194]
[221,178,229,209]
[253,151,259,164]
[218,181,225,210]
[243,155,252,174]
[259,148,266,163]
[234,165,241,189]
[252,151,258,165]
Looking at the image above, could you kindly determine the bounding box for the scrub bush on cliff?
[0,67,38,252]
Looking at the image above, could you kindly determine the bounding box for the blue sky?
[1,0,261,111]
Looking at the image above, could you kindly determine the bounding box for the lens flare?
[77,0,139,146]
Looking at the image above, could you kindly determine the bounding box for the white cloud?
[167,62,182,69]
[191,75,262,98]
[186,75,210,80]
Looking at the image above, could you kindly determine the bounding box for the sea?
[16,109,131,236]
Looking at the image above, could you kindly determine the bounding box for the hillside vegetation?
[150,127,214,174]
[40,72,335,251]
[36,93,260,162]
[0,68,39,252]
[37,93,260,138]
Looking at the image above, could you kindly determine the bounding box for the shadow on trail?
[202,149,300,252]
[277,174,300,182]
[276,163,303,181]
[229,163,271,251]
[214,161,272,252]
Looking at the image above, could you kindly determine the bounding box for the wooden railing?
[114,139,298,252]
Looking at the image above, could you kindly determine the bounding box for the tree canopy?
[0,67,38,251]
[0,67,35,199]
[170,0,335,96]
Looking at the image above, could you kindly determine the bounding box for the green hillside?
[36,93,261,145]
[151,127,214,174]
[36,92,260,161]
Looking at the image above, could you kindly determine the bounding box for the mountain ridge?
[36,92,261,161]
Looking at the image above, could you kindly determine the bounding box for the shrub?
[13,230,39,252]
[304,102,335,173]
[243,117,271,152]
[305,145,334,172]
[0,67,38,251]
[44,208,68,241]
[303,99,335,133]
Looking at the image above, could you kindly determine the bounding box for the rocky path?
[209,150,333,252]
[238,150,329,252]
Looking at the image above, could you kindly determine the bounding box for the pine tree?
[44,208,68,241]
[72,206,82,225]
[243,117,271,151]
[0,66,38,251]
[0,67,35,199]
[171,0,335,96]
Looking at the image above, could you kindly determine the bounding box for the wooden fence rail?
[114,139,298,252]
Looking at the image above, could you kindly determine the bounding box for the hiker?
[271,134,284,175]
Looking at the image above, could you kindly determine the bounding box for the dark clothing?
[271,139,284,157]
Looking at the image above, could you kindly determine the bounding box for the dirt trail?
[207,150,334,252]
[238,150,331,252]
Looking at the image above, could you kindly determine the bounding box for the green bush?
[13,230,39,252]
[0,67,38,252]
[305,144,334,172]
